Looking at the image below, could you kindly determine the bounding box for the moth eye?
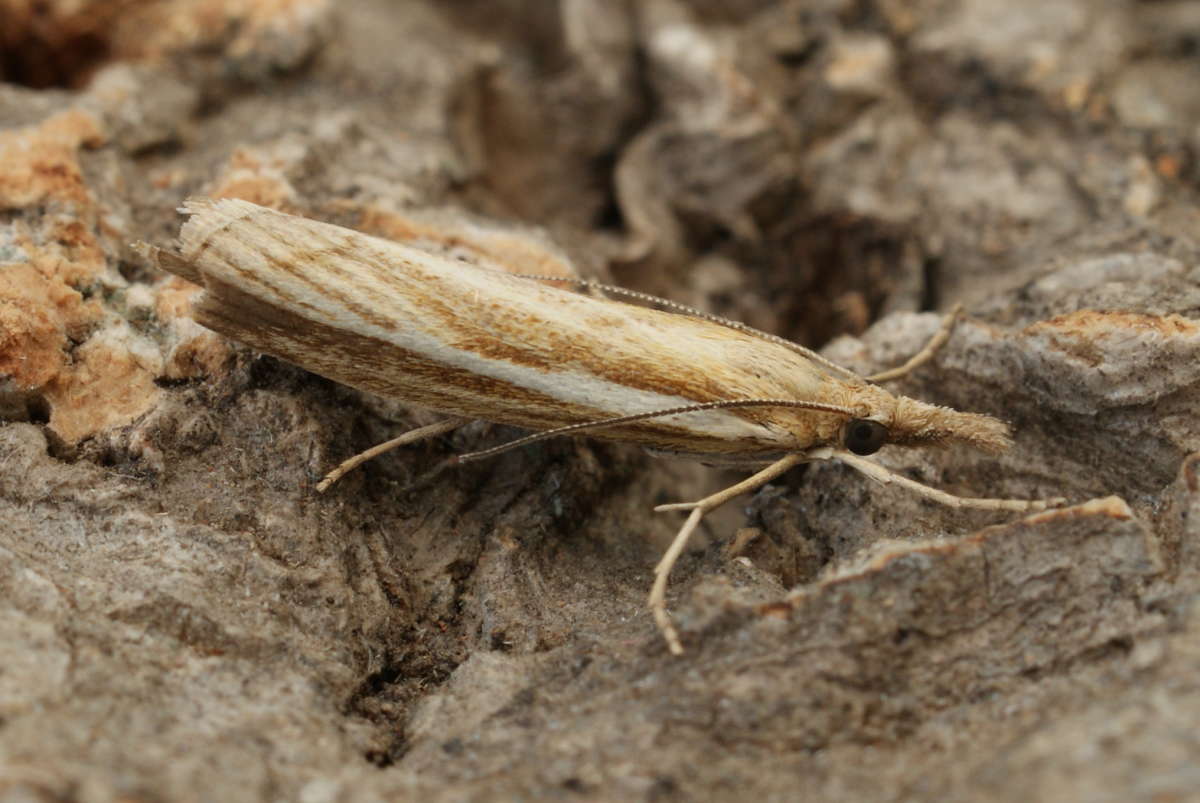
[843,419,888,455]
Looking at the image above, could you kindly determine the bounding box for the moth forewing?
[138,198,1067,656]
[149,199,846,454]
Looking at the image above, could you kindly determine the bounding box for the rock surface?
[1,1,1199,801]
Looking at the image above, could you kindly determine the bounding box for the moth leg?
[316,418,465,493]
[828,449,1068,511]
[650,453,808,655]
[866,303,963,383]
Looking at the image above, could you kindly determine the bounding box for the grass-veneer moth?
[137,198,1066,655]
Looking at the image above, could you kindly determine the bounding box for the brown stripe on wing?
[243,216,461,342]
[186,212,416,342]
[262,217,602,377]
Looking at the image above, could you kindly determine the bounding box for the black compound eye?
[843,419,888,455]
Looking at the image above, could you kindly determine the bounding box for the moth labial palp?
[136,197,1068,656]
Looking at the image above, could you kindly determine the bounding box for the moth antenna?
[454,398,858,464]
[866,303,963,383]
[505,274,864,382]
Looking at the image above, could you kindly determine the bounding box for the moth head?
[855,396,1012,454]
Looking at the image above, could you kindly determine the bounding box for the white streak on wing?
[342,269,780,441]
[342,291,777,442]
[466,352,757,437]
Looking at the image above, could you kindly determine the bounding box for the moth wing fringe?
[133,240,204,284]
[176,197,261,261]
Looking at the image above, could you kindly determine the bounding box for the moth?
[138,198,1065,654]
